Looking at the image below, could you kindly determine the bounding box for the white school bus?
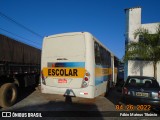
[41,32,118,98]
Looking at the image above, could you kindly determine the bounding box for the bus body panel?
[41,32,95,98]
[41,84,95,98]
[93,37,113,97]
[41,33,86,88]
[94,81,108,97]
[41,32,118,99]
[83,32,95,85]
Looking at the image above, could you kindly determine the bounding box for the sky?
[0,0,160,59]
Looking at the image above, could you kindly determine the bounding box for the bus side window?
[100,47,109,67]
[94,42,101,65]
[100,46,106,66]
[102,47,111,67]
[106,51,111,67]
[103,49,108,67]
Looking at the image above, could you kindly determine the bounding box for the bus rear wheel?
[105,81,110,96]
[0,83,17,108]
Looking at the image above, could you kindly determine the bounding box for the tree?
[125,23,160,79]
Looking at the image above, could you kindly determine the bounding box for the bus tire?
[0,83,17,108]
[105,81,110,96]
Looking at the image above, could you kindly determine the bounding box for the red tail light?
[81,70,90,88]
[158,91,160,98]
[123,87,128,95]
[41,71,44,79]
[84,77,88,81]
[41,70,46,85]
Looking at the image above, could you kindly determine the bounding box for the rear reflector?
[123,87,128,95]
[82,81,88,88]
[41,70,46,85]
[80,92,88,95]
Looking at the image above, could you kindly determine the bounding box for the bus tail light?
[84,77,88,81]
[81,70,90,88]
[123,87,128,95]
[41,70,46,85]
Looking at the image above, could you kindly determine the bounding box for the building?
[124,7,160,82]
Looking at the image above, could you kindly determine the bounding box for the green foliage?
[125,23,160,63]
[124,23,160,78]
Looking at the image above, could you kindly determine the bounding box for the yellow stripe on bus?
[95,68,112,77]
[42,67,86,78]
[114,68,117,74]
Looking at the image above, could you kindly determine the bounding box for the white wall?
[157,63,160,82]
[125,7,160,83]
[125,7,141,42]
[142,23,159,33]
[127,60,160,83]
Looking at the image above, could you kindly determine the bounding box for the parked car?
[121,76,160,108]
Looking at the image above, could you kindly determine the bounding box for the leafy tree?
[125,23,160,79]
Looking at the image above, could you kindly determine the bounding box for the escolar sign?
[42,67,86,78]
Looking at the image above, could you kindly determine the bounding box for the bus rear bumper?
[41,84,95,98]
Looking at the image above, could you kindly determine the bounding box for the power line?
[0,11,43,38]
[0,27,41,48]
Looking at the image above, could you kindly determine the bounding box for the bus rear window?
[43,35,85,58]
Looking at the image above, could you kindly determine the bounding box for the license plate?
[136,92,148,97]
[58,79,67,83]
